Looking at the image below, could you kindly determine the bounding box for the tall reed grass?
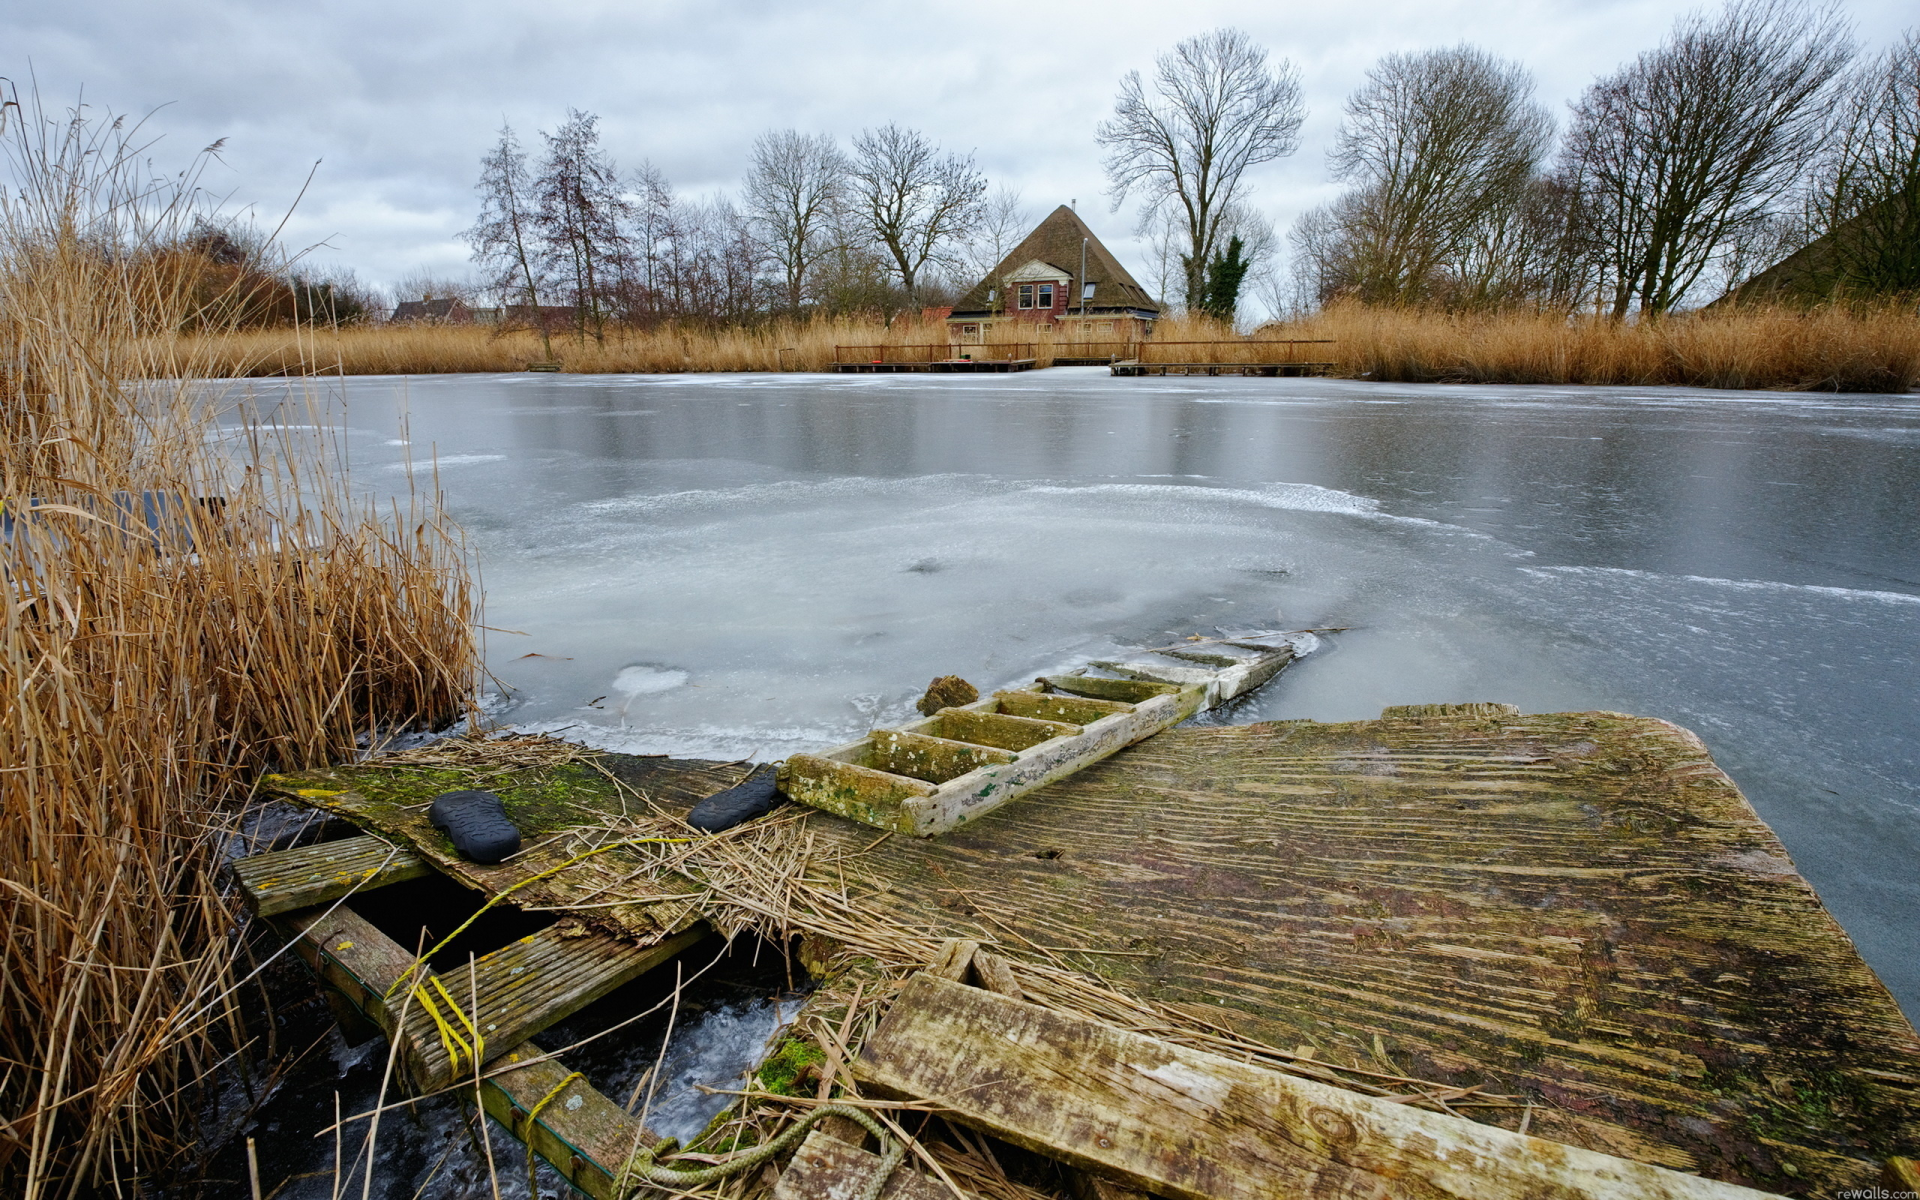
[1268,303,1920,392]
[0,97,478,1195]
[190,306,1920,392]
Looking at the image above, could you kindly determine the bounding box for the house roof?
[950,206,1160,317]
[391,297,471,322]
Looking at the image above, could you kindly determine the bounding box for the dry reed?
[0,96,479,1195]
[185,305,1920,392]
[1269,302,1920,392]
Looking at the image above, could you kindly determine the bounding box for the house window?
[1017,284,1034,309]
[1037,284,1054,309]
[1082,282,1096,301]
[1097,321,1115,333]
[960,323,979,337]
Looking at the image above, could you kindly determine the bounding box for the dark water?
[240,369,1919,1022]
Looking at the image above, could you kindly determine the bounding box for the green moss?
[754,1034,825,1097]
[264,760,628,839]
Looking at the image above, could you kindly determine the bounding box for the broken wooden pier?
[234,698,1920,1198]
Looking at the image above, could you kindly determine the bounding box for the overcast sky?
[9,0,1911,300]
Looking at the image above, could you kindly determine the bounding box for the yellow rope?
[523,1070,585,1196]
[409,975,485,1075]
[383,835,691,1001]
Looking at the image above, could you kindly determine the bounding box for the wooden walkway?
[245,704,1920,1196]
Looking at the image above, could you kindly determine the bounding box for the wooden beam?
[484,1041,657,1200]
[854,974,1784,1200]
[410,924,707,1090]
[278,902,665,1199]
[919,708,1080,752]
[232,834,431,916]
[990,689,1134,725]
[770,1130,955,1200]
[286,903,704,1091]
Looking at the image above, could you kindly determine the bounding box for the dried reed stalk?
[175,304,1920,391]
[0,91,479,1196]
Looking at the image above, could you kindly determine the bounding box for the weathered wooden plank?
[771,1130,954,1200]
[856,974,1782,1200]
[1092,644,1292,707]
[409,924,707,1090]
[919,708,1079,752]
[484,1040,657,1200]
[896,688,1200,836]
[865,729,1017,784]
[779,754,938,833]
[282,902,663,1199]
[1038,675,1181,704]
[232,834,431,917]
[281,903,420,1033]
[782,711,1920,1192]
[991,689,1133,725]
[785,686,1199,837]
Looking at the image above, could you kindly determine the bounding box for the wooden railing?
[1132,339,1336,365]
[835,344,1037,364]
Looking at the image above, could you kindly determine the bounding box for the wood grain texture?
[770,1130,955,1200]
[858,973,1781,1200]
[408,924,707,1090]
[808,712,1920,1196]
[266,715,1920,1196]
[280,903,657,1198]
[231,834,430,916]
[485,1040,656,1200]
[864,975,1774,1198]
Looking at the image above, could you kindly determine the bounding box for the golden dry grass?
[1268,303,1920,392]
[187,304,1920,392]
[0,108,478,1194]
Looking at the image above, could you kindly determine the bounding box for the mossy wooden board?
[265,711,1920,1196]
[262,755,755,946]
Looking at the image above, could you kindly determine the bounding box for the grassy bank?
[1,105,479,1193]
[191,306,1920,392]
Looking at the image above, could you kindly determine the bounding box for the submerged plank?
[856,974,1781,1200]
[232,834,431,916]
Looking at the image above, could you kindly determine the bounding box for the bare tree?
[1324,46,1553,305]
[1560,0,1852,316]
[535,109,632,340]
[1097,28,1305,310]
[744,130,847,313]
[1804,30,1920,297]
[958,186,1030,316]
[462,124,552,355]
[847,124,987,303]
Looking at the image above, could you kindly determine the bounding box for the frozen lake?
[247,368,1919,1021]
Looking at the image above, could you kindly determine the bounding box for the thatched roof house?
[948,206,1159,343]
[390,297,474,324]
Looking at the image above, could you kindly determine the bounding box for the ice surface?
[224,370,1920,1025]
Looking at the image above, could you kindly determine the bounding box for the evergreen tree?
[1199,236,1251,322]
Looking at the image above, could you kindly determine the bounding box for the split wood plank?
[771,1130,956,1200]
[279,902,660,1199]
[410,924,707,1090]
[232,834,430,916]
[286,902,704,1090]
[855,973,1783,1200]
